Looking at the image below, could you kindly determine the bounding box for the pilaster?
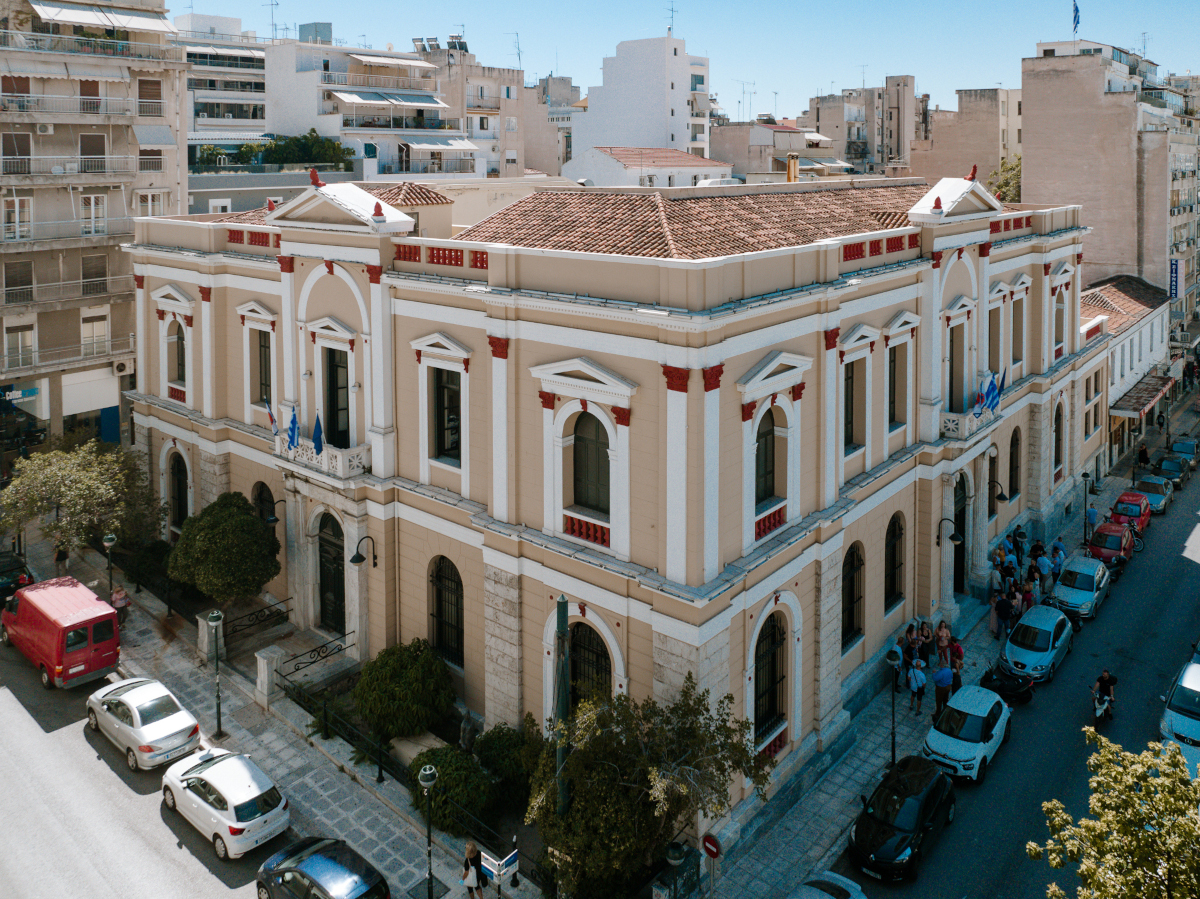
[813,546,848,747]
[367,267,395,477]
[197,449,230,508]
[938,472,959,624]
[820,329,839,507]
[489,336,510,522]
[200,285,214,420]
[483,564,523,727]
[702,364,722,581]
[662,365,689,583]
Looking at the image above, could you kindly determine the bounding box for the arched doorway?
[953,474,968,594]
[168,453,188,536]
[754,610,787,742]
[317,513,345,634]
[429,556,464,668]
[569,621,611,710]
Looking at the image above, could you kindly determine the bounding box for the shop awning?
[349,53,437,69]
[29,0,175,33]
[133,124,175,148]
[1110,372,1175,419]
[401,135,480,152]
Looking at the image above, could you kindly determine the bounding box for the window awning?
[187,131,272,144]
[185,44,262,57]
[401,136,480,152]
[376,91,448,109]
[29,0,175,33]
[102,6,177,33]
[1110,372,1175,419]
[349,53,437,69]
[64,62,126,81]
[133,124,175,149]
[330,90,390,105]
[3,58,70,79]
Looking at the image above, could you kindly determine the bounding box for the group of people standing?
[894,619,964,721]
[987,531,1065,639]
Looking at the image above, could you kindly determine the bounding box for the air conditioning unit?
[224,113,233,119]
[113,359,135,376]
[36,123,54,135]
[199,112,208,118]
[324,91,333,100]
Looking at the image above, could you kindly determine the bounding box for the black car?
[0,551,32,600]
[258,838,390,899]
[979,659,1036,704]
[1170,439,1200,470]
[1152,453,1192,490]
[848,755,956,881]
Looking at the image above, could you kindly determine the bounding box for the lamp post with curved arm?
[350,535,377,567]
[264,499,286,526]
[936,518,964,547]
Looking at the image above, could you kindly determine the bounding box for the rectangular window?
[989,306,1002,373]
[888,346,898,426]
[138,192,166,217]
[3,197,32,240]
[256,329,271,405]
[81,314,107,357]
[138,149,163,173]
[79,133,106,171]
[988,453,999,518]
[506,116,518,132]
[3,260,33,305]
[79,79,99,113]
[432,367,461,464]
[324,347,350,449]
[137,78,162,115]
[80,195,106,234]
[1012,295,1025,362]
[81,254,107,295]
[2,133,31,174]
[6,325,33,368]
[479,116,488,130]
[1,76,30,94]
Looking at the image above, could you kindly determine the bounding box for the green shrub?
[351,639,455,741]
[126,539,171,584]
[408,746,491,836]
[474,722,530,815]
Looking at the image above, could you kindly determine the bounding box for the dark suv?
[0,551,32,600]
[1152,453,1192,490]
[258,838,390,899]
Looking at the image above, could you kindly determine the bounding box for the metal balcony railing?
[1,156,137,175]
[340,114,461,130]
[0,93,135,115]
[376,157,475,174]
[138,100,164,116]
[138,156,164,172]
[0,217,133,243]
[3,275,135,306]
[320,71,436,92]
[274,435,371,478]
[175,29,284,45]
[0,30,183,62]
[2,335,133,372]
[466,98,501,110]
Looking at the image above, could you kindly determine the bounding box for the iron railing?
[338,114,461,131]
[1,155,137,175]
[320,71,436,92]
[1,218,133,244]
[0,30,184,62]
[4,274,135,305]
[376,157,475,174]
[224,596,291,639]
[1,93,135,115]
[277,632,355,675]
[2,335,133,371]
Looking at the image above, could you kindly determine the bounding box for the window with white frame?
[81,313,108,357]
[138,191,167,217]
[255,328,271,406]
[80,195,106,234]
[208,199,231,214]
[5,324,33,368]
[4,197,32,240]
[413,332,473,494]
[237,302,278,424]
[167,320,186,385]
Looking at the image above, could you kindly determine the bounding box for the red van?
[0,577,120,689]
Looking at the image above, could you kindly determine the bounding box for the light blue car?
[1134,476,1173,514]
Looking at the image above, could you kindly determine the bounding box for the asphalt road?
[0,644,291,899]
[832,479,1200,899]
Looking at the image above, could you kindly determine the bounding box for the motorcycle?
[1092,690,1113,723]
[1103,554,1128,584]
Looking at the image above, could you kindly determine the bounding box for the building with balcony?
[708,122,851,181]
[571,28,712,160]
[0,0,186,459]
[1022,40,1198,319]
[522,74,580,177]
[908,88,1022,186]
[798,76,925,173]
[561,146,731,187]
[127,169,1101,855]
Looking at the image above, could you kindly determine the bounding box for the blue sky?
[178,0,1200,117]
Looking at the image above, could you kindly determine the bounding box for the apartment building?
[414,36,524,179]
[1022,40,1199,319]
[908,88,1022,186]
[523,74,579,176]
[127,170,1101,851]
[708,122,850,180]
[266,39,480,179]
[798,76,926,173]
[561,146,731,186]
[571,28,711,159]
[0,0,186,461]
[1079,277,1172,467]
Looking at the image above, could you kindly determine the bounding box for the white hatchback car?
[921,685,1011,783]
[162,748,290,860]
[86,677,202,771]
[1160,656,1200,778]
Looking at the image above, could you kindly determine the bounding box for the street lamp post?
[349,535,377,567]
[207,609,226,739]
[935,518,964,547]
[885,645,903,767]
[264,499,286,526]
[665,841,686,899]
[102,533,116,597]
[418,764,439,899]
[1081,471,1092,541]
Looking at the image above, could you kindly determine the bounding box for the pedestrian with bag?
[949,636,964,694]
[54,543,68,577]
[462,842,485,899]
[908,658,926,715]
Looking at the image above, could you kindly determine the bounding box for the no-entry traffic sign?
[702,833,721,859]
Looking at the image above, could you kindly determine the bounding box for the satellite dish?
[387,42,393,51]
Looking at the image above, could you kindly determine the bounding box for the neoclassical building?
[126,172,1106,847]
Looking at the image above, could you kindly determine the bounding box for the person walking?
[917,621,934,669]
[935,620,951,666]
[1086,504,1099,541]
[1011,531,1025,569]
[932,663,953,722]
[908,658,926,715]
[893,626,914,693]
[989,591,1003,639]
[995,592,1016,638]
[1051,547,1065,586]
[462,842,484,899]
[1036,552,1053,596]
[54,543,68,577]
[949,635,965,694]
[1139,443,1151,467]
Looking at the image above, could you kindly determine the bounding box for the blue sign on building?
[1171,259,1180,298]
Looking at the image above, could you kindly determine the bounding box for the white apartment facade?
[571,29,711,160]
[0,0,186,456]
[799,76,923,173]
[561,146,731,187]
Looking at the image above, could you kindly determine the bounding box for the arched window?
[884,514,904,610]
[572,412,610,516]
[569,621,611,709]
[252,482,275,523]
[317,514,345,634]
[754,610,787,742]
[755,408,777,505]
[1009,428,1021,498]
[168,453,188,531]
[1053,405,1064,469]
[167,320,186,385]
[430,556,464,668]
[841,543,864,649]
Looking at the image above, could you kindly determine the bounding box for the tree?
[988,154,1021,202]
[351,639,456,742]
[1026,729,1200,899]
[526,673,773,899]
[260,130,354,167]
[168,491,280,605]
[0,439,163,552]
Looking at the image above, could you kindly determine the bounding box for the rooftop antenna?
[773,90,778,118]
[735,78,754,122]
[857,64,867,89]
[262,0,278,40]
[507,32,522,69]
[666,0,677,30]
[358,34,370,49]
[1140,32,1148,57]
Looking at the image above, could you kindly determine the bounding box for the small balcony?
[274,435,372,478]
[2,335,134,375]
[339,114,461,131]
[376,157,475,175]
[1,156,137,178]
[1,217,133,246]
[940,407,997,440]
[1,93,135,116]
[3,274,135,308]
[320,70,436,93]
[0,30,183,63]
[466,98,501,111]
[754,499,786,541]
[563,510,610,548]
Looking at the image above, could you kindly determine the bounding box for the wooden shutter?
[138,79,162,101]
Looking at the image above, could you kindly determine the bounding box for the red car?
[1109,492,1152,532]
[1087,522,1135,564]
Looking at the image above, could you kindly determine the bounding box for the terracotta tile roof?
[454,183,930,259]
[593,147,733,169]
[211,207,269,224]
[1079,276,1170,336]
[361,182,453,207]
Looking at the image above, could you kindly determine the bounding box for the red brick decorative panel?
[395,244,421,263]
[908,234,920,249]
[428,247,464,266]
[564,514,610,548]
[1085,324,1102,341]
[755,506,785,540]
[469,250,489,270]
[1025,216,1033,228]
[274,234,281,249]
[168,386,186,403]
[227,229,244,244]
[758,727,787,759]
[1054,468,1063,484]
[842,242,865,262]
[1003,219,1011,231]
[1055,345,1064,360]
[990,221,1002,234]
[886,236,904,254]
[869,239,882,257]
[248,231,270,247]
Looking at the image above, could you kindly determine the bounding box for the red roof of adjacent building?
[454,183,929,259]
[1079,276,1170,336]
[593,147,733,169]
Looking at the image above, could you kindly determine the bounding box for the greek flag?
[983,372,1000,412]
[267,405,279,438]
[312,412,324,456]
[287,405,299,450]
[1073,0,1080,36]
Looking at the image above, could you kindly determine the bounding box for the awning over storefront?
[29,0,175,33]
[349,53,437,69]
[401,136,480,151]
[1110,373,1175,419]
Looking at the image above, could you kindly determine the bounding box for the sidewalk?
[25,538,527,899]
[718,390,1200,896]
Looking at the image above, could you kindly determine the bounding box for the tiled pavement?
[23,538,511,899]
[720,390,1200,895]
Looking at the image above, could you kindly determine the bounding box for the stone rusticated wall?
[483,564,523,727]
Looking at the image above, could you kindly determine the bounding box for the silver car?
[86,677,202,771]
[1000,605,1073,683]
[1050,554,1110,619]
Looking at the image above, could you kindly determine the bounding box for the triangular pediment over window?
[883,310,921,335]
[839,323,882,349]
[308,316,356,340]
[909,175,1005,223]
[944,294,976,316]
[268,182,414,235]
[235,300,276,320]
[737,350,813,401]
[530,356,638,404]
[151,283,195,312]
[411,331,472,361]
